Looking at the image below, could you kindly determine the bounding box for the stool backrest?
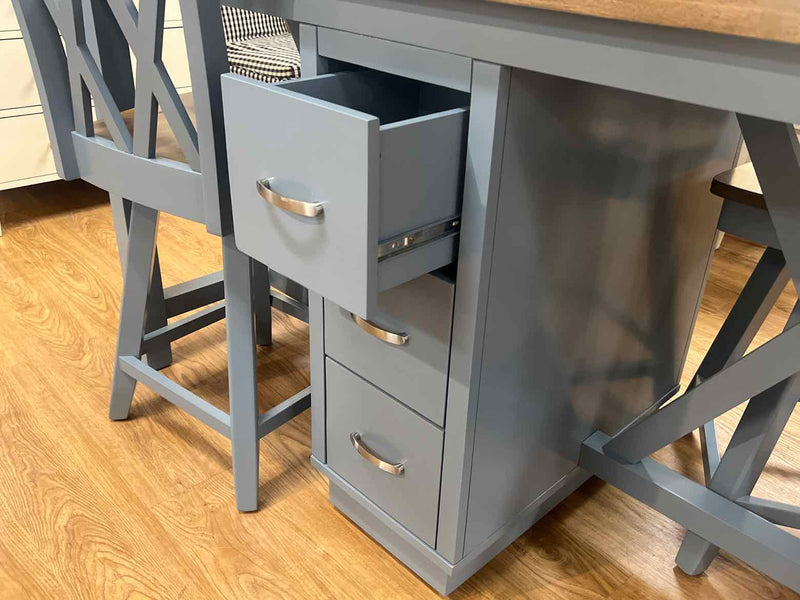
[12,0,233,235]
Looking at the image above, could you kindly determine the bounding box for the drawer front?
[164,0,181,24]
[0,38,40,111]
[1,0,18,32]
[326,358,444,546]
[129,27,190,94]
[222,70,467,319]
[325,273,454,426]
[0,112,56,184]
[132,0,181,24]
[162,26,191,90]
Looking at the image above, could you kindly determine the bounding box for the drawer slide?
[378,216,460,260]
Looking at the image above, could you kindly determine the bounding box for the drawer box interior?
[280,70,466,130]
[279,71,469,241]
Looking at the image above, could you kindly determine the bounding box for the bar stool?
[678,161,800,574]
[688,163,791,484]
[13,0,310,511]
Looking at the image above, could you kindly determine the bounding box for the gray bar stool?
[689,163,791,484]
[585,150,800,588]
[12,0,310,511]
[679,161,800,573]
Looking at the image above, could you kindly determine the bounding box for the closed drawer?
[131,27,192,91]
[0,112,55,184]
[162,26,190,90]
[0,37,40,110]
[326,358,443,546]
[1,0,18,32]
[325,272,454,426]
[130,26,190,92]
[132,0,181,24]
[222,69,469,319]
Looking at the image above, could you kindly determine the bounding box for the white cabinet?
[0,25,53,192]
[0,0,17,33]
[0,0,191,191]
[0,37,40,111]
[0,113,56,185]
[155,25,191,91]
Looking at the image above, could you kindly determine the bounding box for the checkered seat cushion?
[221,5,301,83]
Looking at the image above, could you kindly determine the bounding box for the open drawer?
[222,70,469,318]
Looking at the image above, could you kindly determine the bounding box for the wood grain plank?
[484,0,800,46]
[0,367,214,599]
[0,180,798,598]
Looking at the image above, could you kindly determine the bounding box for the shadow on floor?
[0,179,107,232]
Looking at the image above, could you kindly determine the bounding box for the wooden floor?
[0,180,799,599]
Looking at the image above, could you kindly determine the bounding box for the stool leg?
[698,421,720,485]
[689,246,788,483]
[142,254,172,369]
[677,370,800,574]
[223,234,260,511]
[252,259,272,347]
[142,250,172,370]
[109,203,160,420]
[676,300,800,574]
[110,195,172,369]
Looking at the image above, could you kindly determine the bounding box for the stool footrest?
[118,356,311,442]
[119,355,232,437]
[164,272,225,317]
[258,386,311,439]
[270,287,308,323]
[163,270,308,323]
[141,301,226,355]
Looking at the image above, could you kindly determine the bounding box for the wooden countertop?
[486,0,800,45]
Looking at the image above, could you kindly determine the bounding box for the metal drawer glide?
[377,216,460,260]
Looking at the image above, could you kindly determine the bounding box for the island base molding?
[311,457,589,594]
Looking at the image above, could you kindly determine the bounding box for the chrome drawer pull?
[350,433,405,476]
[350,314,409,346]
[256,178,324,217]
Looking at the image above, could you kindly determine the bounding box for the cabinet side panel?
[435,60,511,563]
[464,67,740,552]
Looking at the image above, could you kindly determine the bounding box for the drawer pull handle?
[256,178,324,217]
[351,314,409,345]
[350,433,405,476]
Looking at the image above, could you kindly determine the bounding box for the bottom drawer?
[0,112,56,184]
[326,358,443,547]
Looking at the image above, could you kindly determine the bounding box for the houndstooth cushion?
[227,34,301,82]
[221,6,300,82]
[221,5,288,41]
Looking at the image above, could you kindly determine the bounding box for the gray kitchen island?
[219,0,800,592]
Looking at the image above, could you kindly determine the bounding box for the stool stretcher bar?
[119,355,233,437]
[580,431,800,593]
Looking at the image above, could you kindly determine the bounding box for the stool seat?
[227,33,301,83]
[710,162,765,210]
[221,6,301,83]
[94,93,195,164]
